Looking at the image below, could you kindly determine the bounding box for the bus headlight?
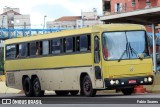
[144,78,148,82]
[148,77,152,82]
[110,80,119,85]
[110,80,115,85]
[115,80,119,84]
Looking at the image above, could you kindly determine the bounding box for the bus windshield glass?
[102,31,149,60]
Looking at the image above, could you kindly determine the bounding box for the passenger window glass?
[52,39,61,54]
[42,41,49,55]
[80,35,88,51]
[19,43,27,57]
[66,37,73,53]
[94,36,100,63]
[6,45,16,59]
[30,42,36,56]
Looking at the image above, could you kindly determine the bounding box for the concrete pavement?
[0,75,160,94]
[144,75,160,93]
[0,75,5,82]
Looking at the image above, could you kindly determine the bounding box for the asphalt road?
[0,93,160,107]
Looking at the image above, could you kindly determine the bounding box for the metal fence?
[0,28,64,40]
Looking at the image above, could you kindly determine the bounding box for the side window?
[66,37,73,53]
[80,35,88,51]
[42,40,49,55]
[18,43,27,57]
[30,42,36,56]
[6,45,16,59]
[52,39,61,54]
[30,42,42,56]
[94,36,100,63]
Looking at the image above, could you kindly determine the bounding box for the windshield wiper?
[128,42,143,60]
[118,42,129,62]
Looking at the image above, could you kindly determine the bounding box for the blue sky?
[0,0,102,28]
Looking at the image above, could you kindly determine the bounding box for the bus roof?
[5,24,145,44]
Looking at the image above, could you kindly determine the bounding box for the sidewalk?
[144,75,160,93]
[0,81,55,94]
[0,82,21,94]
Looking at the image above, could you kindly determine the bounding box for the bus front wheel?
[81,75,96,97]
[32,77,44,97]
[23,77,34,97]
[121,87,134,95]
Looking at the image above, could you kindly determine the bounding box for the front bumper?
[104,75,153,89]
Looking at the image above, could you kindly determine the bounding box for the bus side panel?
[6,67,97,91]
[43,67,95,91]
[6,72,22,90]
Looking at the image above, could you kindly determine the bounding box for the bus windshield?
[102,31,149,60]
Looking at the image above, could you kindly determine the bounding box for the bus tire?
[55,91,69,96]
[23,77,34,97]
[70,91,79,96]
[121,87,134,95]
[81,75,96,97]
[32,77,44,97]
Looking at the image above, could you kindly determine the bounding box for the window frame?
[5,33,91,60]
[132,0,136,7]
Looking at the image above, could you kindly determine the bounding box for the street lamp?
[81,16,86,28]
[1,16,5,29]
[43,15,47,34]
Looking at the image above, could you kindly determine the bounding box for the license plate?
[128,80,137,84]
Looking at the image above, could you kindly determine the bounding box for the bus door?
[93,33,104,88]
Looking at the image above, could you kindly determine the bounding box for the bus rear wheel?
[81,75,96,97]
[23,77,34,97]
[55,91,69,96]
[70,91,79,96]
[32,77,44,97]
[121,87,134,95]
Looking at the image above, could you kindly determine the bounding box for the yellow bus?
[4,24,153,97]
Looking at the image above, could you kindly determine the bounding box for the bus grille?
[7,73,15,85]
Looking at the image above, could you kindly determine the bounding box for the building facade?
[103,0,160,15]
[0,7,30,29]
[47,11,103,29]
[102,0,160,32]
